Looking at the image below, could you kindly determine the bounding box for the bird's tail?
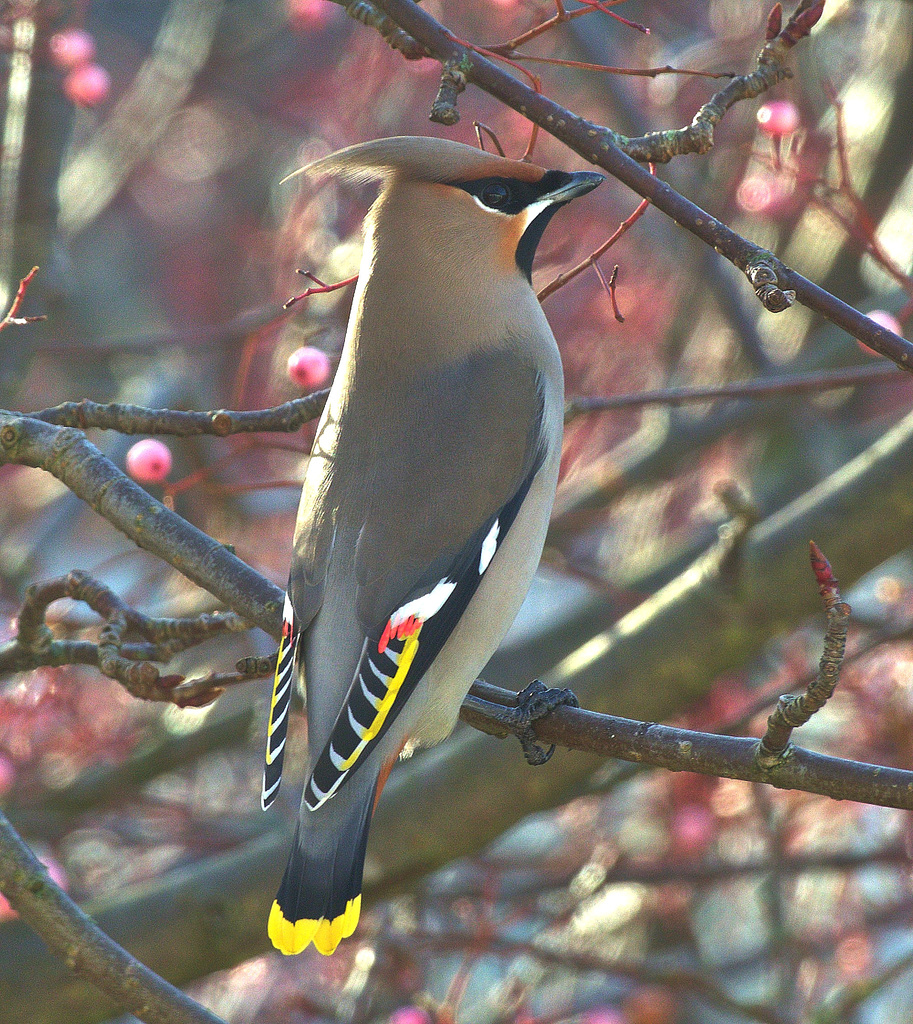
[268,783,375,956]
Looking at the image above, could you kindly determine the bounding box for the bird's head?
[288,136,604,284]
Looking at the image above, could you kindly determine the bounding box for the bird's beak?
[541,170,605,205]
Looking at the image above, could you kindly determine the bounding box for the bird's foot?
[494,679,579,766]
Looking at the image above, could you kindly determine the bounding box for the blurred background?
[3,1,913,1021]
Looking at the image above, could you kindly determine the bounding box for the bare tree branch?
[0,570,255,706]
[0,412,283,636]
[397,929,793,1024]
[757,542,850,766]
[356,0,913,368]
[0,810,227,1024]
[26,390,328,437]
[461,680,913,810]
[564,361,904,420]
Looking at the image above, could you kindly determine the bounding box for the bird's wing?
[261,408,339,811]
[303,347,548,810]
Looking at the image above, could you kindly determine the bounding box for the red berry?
[389,1009,431,1024]
[757,100,800,137]
[126,439,173,484]
[49,29,96,70]
[63,63,110,107]
[287,346,332,390]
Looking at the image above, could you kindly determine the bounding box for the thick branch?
[0,413,283,636]
[365,0,913,369]
[0,810,226,1024]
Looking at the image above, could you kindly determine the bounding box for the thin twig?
[538,189,651,301]
[510,53,734,80]
[563,362,904,421]
[0,413,283,635]
[814,946,913,1024]
[0,264,45,332]
[284,270,357,309]
[396,929,792,1024]
[756,542,850,767]
[472,120,506,157]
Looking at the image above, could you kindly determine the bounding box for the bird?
[262,136,603,956]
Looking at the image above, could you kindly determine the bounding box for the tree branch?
[25,390,328,437]
[563,361,903,420]
[0,412,283,636]
[461,680,913,810]
[357,0,913,369]
[0,810,227,1024]
[0,570,254,706]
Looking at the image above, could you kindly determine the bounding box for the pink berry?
[43,855,68,892]
[63,63,110,108]
[389,1009,431,1024]
[867,310,902,336]
[757,100,800,137]
[126,439,173,485]
[287,346,332,390]
[49,29,96,70]
[0,894,15,922]
[0,754,14,798]
[735,174,792,216]
[287,0,333,28]
[671,803,715,857]
[583,1009,627,1024]
[858,310,904,357]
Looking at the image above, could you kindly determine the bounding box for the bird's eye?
[480,183,510,209]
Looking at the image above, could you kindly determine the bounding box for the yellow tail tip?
[268,895,362,956]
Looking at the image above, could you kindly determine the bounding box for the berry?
[670,804,715,857]
[126,439,173,485]
[389,1009,431,1024]
[735,174,792,216]
[0,894,15,923]
[287,0,333,28]
[49,29,96,70]
[867,309,902,336]
[63,63,111,107]
[757,100,800,137]
[287,346,332,390]
[583,1009,627,1024]
[858,310,904,357]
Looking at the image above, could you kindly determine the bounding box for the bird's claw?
[494,679,579,766]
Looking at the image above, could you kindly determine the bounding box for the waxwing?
[262,136,603,955]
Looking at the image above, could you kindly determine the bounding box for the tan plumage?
[263,137,602,956]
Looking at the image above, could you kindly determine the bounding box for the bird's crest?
[282,135,545,188]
